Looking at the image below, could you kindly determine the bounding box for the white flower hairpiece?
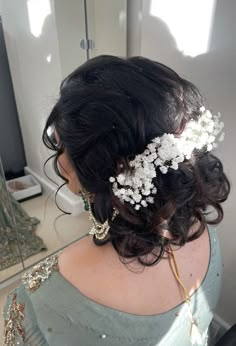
[109,107,224,211]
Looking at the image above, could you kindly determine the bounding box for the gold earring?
[87,197,118,240]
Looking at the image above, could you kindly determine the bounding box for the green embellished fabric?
[0,178,47,271]
[2,226,222,346]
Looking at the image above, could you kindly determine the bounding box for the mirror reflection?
[0,0,127,285]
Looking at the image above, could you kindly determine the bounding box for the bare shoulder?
[58,234,93,271]
[57,227,211,315]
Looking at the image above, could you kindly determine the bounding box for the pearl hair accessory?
[109,107,224,211]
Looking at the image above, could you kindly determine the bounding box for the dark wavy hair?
[43,55,230,266]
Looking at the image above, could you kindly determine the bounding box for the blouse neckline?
[52,225,213,318]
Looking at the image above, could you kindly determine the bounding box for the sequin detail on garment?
[3,292,25,346]
[22,252,61,293]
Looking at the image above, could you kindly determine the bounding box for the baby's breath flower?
[110,107,224,211]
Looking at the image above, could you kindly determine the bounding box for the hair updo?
[43,55,230,266]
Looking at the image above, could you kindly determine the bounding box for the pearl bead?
[101,334,107,339]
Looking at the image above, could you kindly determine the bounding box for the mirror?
[0,0,127,284]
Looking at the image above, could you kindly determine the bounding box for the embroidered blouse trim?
[3,253,61,345]
[3,292,25,346]
[22,252,61,293]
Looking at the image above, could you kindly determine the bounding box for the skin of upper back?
[58,225,210,316]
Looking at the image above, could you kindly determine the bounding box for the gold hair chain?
[86,194,118,240]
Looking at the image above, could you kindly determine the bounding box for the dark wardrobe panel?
[0,17,26,179]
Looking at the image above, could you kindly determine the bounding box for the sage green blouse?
[2,225,222,346]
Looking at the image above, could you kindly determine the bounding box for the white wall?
[129,0,236,327]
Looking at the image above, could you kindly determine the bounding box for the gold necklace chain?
[168,245,203,344]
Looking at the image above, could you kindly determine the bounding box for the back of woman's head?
[43,55,230,266]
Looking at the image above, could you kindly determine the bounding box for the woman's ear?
[58,151,81,194]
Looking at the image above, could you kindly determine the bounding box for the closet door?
[86,0,127,59]
[0,17,26,179]
[0,157,24,284]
